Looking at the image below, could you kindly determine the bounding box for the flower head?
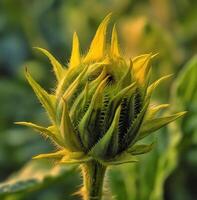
[16,14,186,166]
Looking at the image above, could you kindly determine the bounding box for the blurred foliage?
[0,0,196,200]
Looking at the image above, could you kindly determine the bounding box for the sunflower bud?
[16,14,186,167]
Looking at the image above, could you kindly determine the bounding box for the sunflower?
[16,13,186,200]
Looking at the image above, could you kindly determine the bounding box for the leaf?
[138,111,187,140]
[0,160,75,197]
[34,47,64,81]
[149,56,197,200]
[25,69,56,123]
[171,55,197,106]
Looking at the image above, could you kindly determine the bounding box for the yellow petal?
[110,24,120,57]
[70,32,81,68]
[84,13,112,63]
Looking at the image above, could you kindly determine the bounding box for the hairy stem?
[80,160,107,200]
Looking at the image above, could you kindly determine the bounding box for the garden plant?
[15,14,186,200]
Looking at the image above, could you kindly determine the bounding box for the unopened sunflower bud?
[16,13,186,200]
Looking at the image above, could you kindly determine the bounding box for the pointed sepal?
[70,32,81,68]
[33,150,66,160]
[84,13,112,63]
[138,111,187,140]
[147,74,173,98]
[127,142,155,155]
[60,98,82,151]
[78,77,108,148]
[60,152,92,164]
[90,105,121,159]
[110,24,120,58]
[25,69,56,123]
[34,47,64,81]
[15,122,63,146]
[101,152,138,166]
[146,104,169,120]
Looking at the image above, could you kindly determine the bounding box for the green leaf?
[138,112,187,140]
[0,160,75,197]
[171,55,197,106]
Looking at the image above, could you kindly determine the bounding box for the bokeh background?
[0,0,197,200]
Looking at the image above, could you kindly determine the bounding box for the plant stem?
[81,160,107,200]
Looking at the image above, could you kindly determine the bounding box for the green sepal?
[25,69,56,123]
[60,152,92,164]
[126,101,149,146]
[69,83,89,125]
[101,152,138,166]
[34,47,64,81]
[127,142,155,155]
[105,82,136,129]
[15,122,63,146]
[90,105,121,159]
[63,65,89,100]
[145,104,169,120]
[116,65,132,91]
[60,99,82,151]
[33,150,66,160]
[138,111,187,140]
[146,74,173,99]
[78,77,108,149]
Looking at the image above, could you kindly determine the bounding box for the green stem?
[81,160,107,200]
